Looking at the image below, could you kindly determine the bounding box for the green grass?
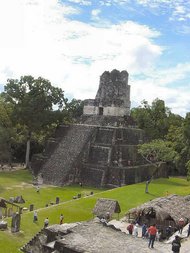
[0,170,190,252]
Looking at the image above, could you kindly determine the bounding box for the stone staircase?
[41,124,95,186]
[20,228,46,253]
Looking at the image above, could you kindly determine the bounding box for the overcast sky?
[0,0,190,116]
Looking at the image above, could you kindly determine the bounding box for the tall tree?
[186,160,190,181]
[138,139,179,176]
[65,99,84,121]
[183,113,190,145]
[2,76,66,168]
[166,124,187,174]
[0,96,14,164]
[183,113,190,177]
[131,99,171,140]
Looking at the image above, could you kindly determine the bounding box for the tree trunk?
[25,132,31,169]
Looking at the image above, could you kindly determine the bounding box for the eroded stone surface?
[83,69,131,117]
[21,219,190,253]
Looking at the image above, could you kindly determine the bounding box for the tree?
[131,99,171,140]
[0,127,12,164]
[186,160,190,181]
[166,125,187,174]
[65,99,84,120]
[181,113,190,177]
[2,76,66,168]
[138,139,179,177]
[0,96,15,164]
[183,113,190,145]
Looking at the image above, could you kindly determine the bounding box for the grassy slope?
[0,170,190,252]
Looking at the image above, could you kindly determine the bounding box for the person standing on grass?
[33,210,38,222]
[44,217,49,228]
[148,224,157,248]
[60,214,64,225]
[36,185,40,193]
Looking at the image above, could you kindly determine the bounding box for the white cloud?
[0,0,190,116]
[179,25,190,34]
[131,79,190,116]
[99,0,112,6]
[131,63,190,116]
[100,0,190,24]
[0,1,24,48]
[135,0,190,22]
[0,1,162,89]
[91,9,101,19]
[68,0,92,5]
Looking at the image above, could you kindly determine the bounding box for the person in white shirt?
[133,223,138,237]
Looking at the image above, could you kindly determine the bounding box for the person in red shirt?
[127,223,134,235]
[148,224,157,248]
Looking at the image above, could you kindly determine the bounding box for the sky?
[0,0,190,116]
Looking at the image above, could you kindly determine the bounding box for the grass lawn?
[0,169,190,252]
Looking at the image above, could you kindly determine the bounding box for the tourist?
[187,222,190,237]
[100,216,107,226]
[145,178,151,193]
[166,225,172,239]
[145,227,149,239]
[60,214,64,225]
[156,229,161,241]
[172,235,181,253]
[127,222,134,235]
[133,223,138,237]
[33,210,38,222]
[178,218,185,234]
[44,217,49,228]
[36,185,40,193]
[142,223,147,238]
[148,224,157,248]
[105,212,110,222]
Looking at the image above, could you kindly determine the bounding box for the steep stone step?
[41,124,95,185]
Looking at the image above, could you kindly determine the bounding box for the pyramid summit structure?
[31,70,167,187]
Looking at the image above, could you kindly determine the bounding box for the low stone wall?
[81,163,168,188]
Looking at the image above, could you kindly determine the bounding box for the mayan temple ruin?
[31,69,167,187]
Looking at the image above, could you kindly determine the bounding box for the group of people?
[127,222,159,248]
[126,221,190,252]
[33,211,64,228]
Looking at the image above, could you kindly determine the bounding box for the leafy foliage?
[2,76,66,167]
[0,96,15,163]
[186,160,190,181]
[131,98,171,140]
[2,76,66,130]
[138,139,179,173]
[132,98,189,176]
[65,99,84,121]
